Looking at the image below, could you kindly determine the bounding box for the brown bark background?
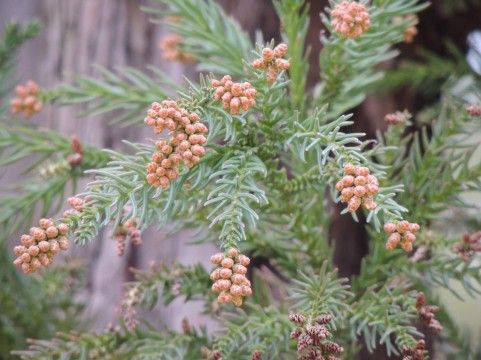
[1,0,481,358]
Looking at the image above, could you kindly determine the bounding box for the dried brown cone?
[416,292,443,332]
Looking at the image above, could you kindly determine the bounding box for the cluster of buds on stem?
[13,218,69,274]
[67,136,84,167]
[252,43,290,83]
[210,248,252,307]
[10,80,43,118]
[401,340,426,360]
[384,110,412,126]
[465,104,481,116]
[452,231,481,261]
[201,347,223,360]
[383,220,420,252]
[289,313,343,360]
[113,218,142,256]
[63,196,85,218]
[145,100,208,188]
[393,15,419,43]
[119,284,140,331]
[159,34,195,63]
[335,163,379,212]
[331,1,370,39]
[212,75,256,115]
[416,292,443,332]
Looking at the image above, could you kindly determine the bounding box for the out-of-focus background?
[1,1,481,359]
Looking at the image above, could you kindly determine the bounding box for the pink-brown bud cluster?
[212,75,256,115]
[416,292,443,332]
[384,110,411,126]
[201,347,223,360]
[114,218,142,256]
[13,218,69,274]
[335,163,379,212]
[252,43,290,83]
[383,220,420,252]
[331,1,370,39]
[144,100,208,188]
[465,104,481,116]
[10,80,43,118]
[67,136,84,167]
[402,340,426,360]
[63,196,85,218]
[210,248,252,307]
[159,34,194,63]
[289,313,343,360]
[452,231,481,261]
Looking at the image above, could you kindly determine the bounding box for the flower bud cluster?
[113,218,142,256]
[252,43,290,83]
[159,34,195,62]
[466,104,481,116]
[335,163,379,212]
[383,220,420,252]
[13,218,69,274]
[67,136,83,167]
[401,340,426,360]
[210,248,252,307]
[452,231,481,261]
[63,196,85,218]
[289,313,343,360]
[384,110,412,126]
[10,80,43,118]
[416,292,443,332]
[212,75,256,115]
[144,100,208,188]
[331,1,370,39]
[201,347,223,360]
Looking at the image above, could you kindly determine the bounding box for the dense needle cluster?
[416,292,443,332]
[144,100,208,188]
[252,43,290,83]
[159,34,194,62]
[452,230,481,261]
[289,313,343,360]
[383,220,420,252]
[113,218,142,256]
[331,1,370,39]
[210,248,252,307]
[13,218,69,274]
[212,75,257,114]
[10,80,43,118]
[335,163,379,212]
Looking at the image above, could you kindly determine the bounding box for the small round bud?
[383,223,396,233]
[221,258,234,268]
[226,248,239,258]
[46,226,59,239]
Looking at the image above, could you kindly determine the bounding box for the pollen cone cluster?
[144,100,208,188]
[10,80,43,118]
[335,163,379,212]
[452,231,481,261]
[159,34,194,62]
[210,248,252,307]
[13,218,69,274]
[289,313,344,360]
[383,220,420,252]
[331,1,370,39]
[212,75,256,115]
[114,218,142,256]
[252,43,290,83]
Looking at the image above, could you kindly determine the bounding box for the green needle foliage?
[3,0,481,359]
